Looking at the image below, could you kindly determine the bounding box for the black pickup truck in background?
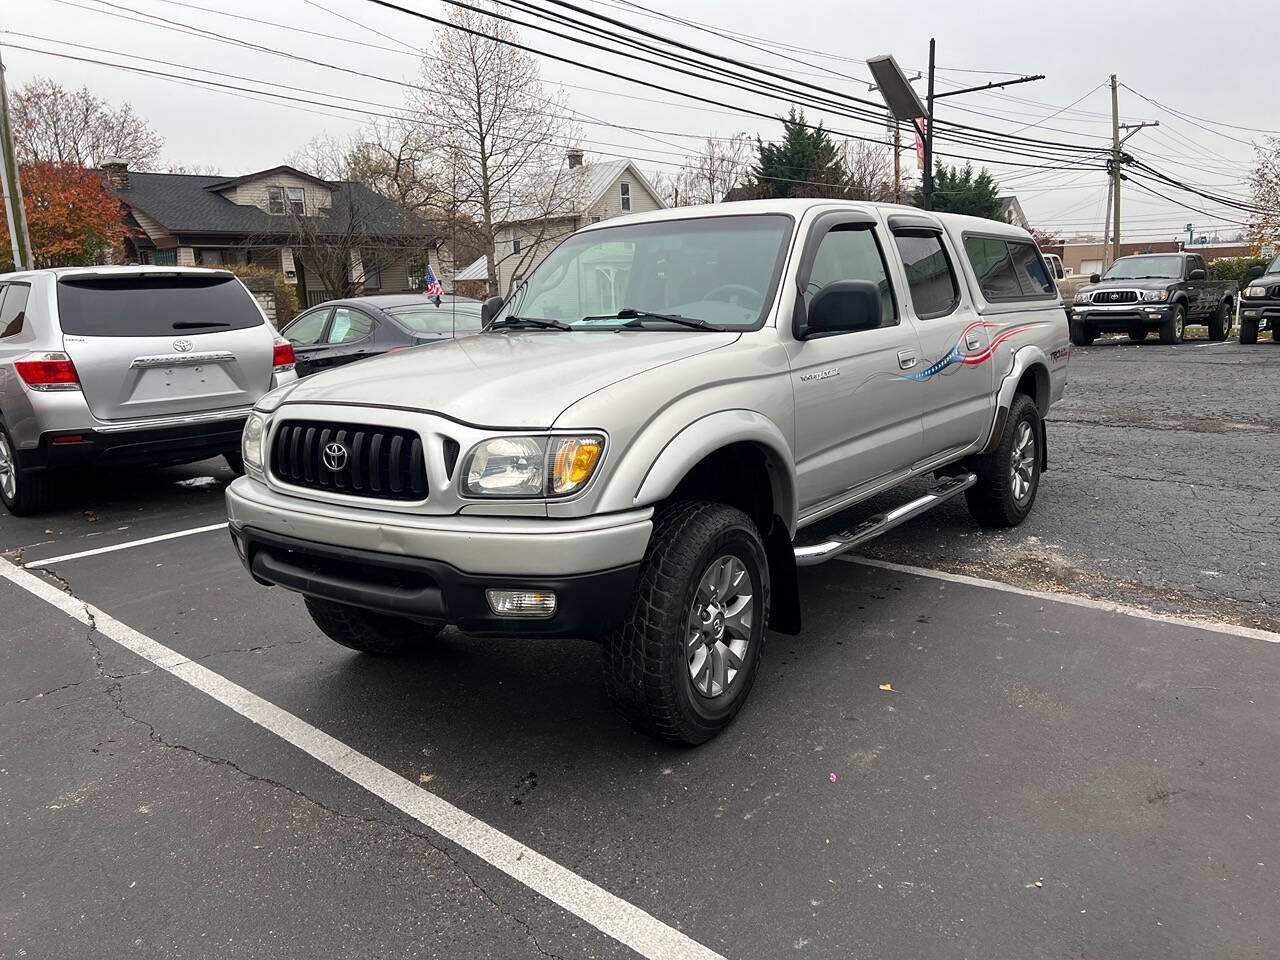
[1239,258,1280,344]
[1068,252,1236,346]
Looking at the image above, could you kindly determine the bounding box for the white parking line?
[843,556,1280,644]
[0,558,723,960]
[24,522,229,569]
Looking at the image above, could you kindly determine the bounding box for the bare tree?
[1249,137,1280,248]
[662,134,753,206]
[10,77,164,169]
[414,4,577,294]
[840,140,894,202]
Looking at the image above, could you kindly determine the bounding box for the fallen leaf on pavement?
[879,683,895,692]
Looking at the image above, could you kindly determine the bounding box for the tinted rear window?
[56,274,263,337]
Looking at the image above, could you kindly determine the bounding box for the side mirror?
[799,280,883,339]
[1089,273,1101,284]
[1189,268,1206,281]
[1247,265,1265,280]
[481,295,505,325]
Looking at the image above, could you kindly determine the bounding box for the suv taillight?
[15,353,81,391]
[272,341,295,371]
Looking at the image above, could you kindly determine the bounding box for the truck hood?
[279,329,740,428]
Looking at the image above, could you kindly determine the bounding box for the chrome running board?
[793,473,978,567]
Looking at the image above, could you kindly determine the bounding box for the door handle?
[897,350,917,370]
[965,332,984,350]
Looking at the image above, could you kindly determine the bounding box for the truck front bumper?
[1240,300,1280,329]
[225,477,651,638]
[1072,303,1172,331]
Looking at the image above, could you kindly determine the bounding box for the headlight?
[1141,289,1170,302]
[462,434,604,498]
[1246,285,1267,298]
[1074,291,1091,304]
[242,412,267,474]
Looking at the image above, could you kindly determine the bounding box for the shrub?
[224,264,299,326]
[1208,256,1271,290]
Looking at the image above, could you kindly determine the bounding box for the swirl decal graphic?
[896,320,1051,381]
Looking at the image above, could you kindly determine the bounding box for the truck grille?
[270,420,428,501]
[1093,290,1138,304]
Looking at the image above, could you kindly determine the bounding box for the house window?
[287,187,305,216]
[512,237,522,254]
[591,216,601,223]
[620,182,631,212]
[267,186,285,215]
[363,267,381,290]
[154,248,177,265]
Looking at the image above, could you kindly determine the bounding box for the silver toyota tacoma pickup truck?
[226,200,1070,743]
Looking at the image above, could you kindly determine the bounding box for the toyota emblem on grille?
[172,337,194,352]
[322,442,349,471]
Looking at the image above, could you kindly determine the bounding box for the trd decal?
[896,320,1051,381]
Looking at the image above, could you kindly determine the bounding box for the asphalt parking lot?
[3,337,1278,960]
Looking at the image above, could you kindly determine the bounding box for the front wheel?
[304,597,443,656]
[1240,319,1259,344]
[602,502,769,744]
[1069,320,1096,346]
[1208,301,1232,341]
[1159,304,1186,344]
[1128,329,1149,342]
[965,394,1042,528]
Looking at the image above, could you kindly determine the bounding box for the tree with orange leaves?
[0,162,126,270]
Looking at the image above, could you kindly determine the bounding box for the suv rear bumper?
[225,476,653,638]
[18,416,247,471]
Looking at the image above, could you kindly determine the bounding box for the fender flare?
[982,344,1050,454]
[633,409,799,536]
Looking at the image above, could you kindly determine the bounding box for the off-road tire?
[223,452,246,476]
[0,423,56,516]
[1273,323,1280,344]
[1208,301,1232,341]
[965,394,1042,528]
[304,596,443,656]
[1159,303,1186,344]
[1128,329,1149,342]
[1240,318,1259,344]
[602,502,769,745]
[1069,320,1096,346]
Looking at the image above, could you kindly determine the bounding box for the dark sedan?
[280,294,483,377]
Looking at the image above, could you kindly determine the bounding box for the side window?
[893,232,959,319]
[327,307,374,344]
[1007,241,1055,297]
[963,236,1022,301]
[806,226,896,328]
[0,283,30,338]
[283,308,329,345]
[1189,255,1206,276]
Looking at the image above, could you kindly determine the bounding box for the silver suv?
[0,266,297,514]
[226,200,1070,743]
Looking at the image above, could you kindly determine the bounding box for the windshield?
[495,213,794,330]
[1103,255,1183,280]
[1266,256,1280,275]
[386,302,483,335]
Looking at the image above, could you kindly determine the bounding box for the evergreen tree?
[912,163,1003,219]
[752,109,851,199]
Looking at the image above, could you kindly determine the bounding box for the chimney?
[566,149,584,170]
[100,157,129,190]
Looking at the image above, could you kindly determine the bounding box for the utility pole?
[0,48,32,271]
[892,121,902,205]
[1107,74,1158,264]
[923,39,936,210]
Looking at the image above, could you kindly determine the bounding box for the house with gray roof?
[457,151,666,297]
[103,160,434,306]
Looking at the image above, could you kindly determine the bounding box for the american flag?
[424,264,443,306]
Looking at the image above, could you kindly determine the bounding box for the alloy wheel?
[1010,420,1036,505]
[686,554,754,699]
[0,433,16,501]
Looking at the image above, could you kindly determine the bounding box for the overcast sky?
[3,0,1270,244]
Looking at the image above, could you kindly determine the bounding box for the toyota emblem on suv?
[322,442,349,471]
[172,337,194,352]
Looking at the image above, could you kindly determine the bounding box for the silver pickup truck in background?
[226,200,1070,743]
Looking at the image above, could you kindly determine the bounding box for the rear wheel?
[1273,323,1280,344]
[1069,320,1096,346]
[0,425,56,516]
[1208,301,1232,341]
[1128,329,1149,342]
[602,502,769,744]
[1159,304,1186,344]
[965,394,1042,528]
[223,452,246,476]
[304,597,443,656]
[1240,318,1259,345]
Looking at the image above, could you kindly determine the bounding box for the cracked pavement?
[2,340,1279,959]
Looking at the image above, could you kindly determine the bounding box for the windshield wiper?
[583,308,724,331]
[172,320,230,329]
[487,316,572,331]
